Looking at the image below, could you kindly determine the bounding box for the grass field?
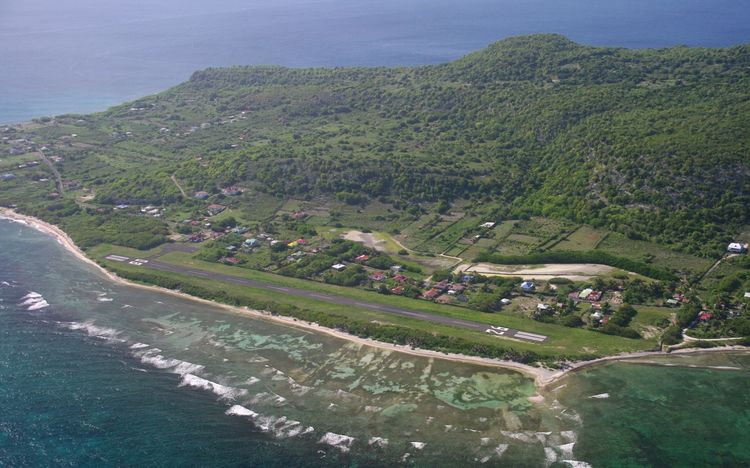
[596,232,713,277]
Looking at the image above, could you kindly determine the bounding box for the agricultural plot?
[493,234,541,256]
[459,244,490,261]
[443,244,467,258]
[398,214,460,251]
[552,226,609,251]
[489,217,574,257]
[492,220,517,239]
[512,217,576,239]
[416,214,480,255]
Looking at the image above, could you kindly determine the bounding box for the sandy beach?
[1,208,747,389]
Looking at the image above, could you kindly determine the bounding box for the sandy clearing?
[455,262,615,281]
[343,230,391,252]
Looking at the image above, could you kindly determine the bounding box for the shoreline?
[1,208,747,389]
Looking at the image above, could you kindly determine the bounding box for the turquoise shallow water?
[555,354,750,467]
[1,218,749,467]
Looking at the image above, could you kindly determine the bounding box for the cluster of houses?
[568,288,604,303]
[358,265,482,303]
[419,279,468,303]
[666,293,691,307]
[186,221,244,243]
[217,231,313,265]
[192,185,242,202]
[3,135,37,157]
[221,186,242,196]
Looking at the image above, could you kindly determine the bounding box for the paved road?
[108,254,547,343]
[38,150,64,195]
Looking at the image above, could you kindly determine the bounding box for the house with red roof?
[369,272,386,281]
[433,280,450,292]
[448,284,466,295]
[423,288,442,300]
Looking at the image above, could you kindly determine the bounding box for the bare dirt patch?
[455,262,615,281]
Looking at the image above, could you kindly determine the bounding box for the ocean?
[1,218,749,466]
[1,0,750,124]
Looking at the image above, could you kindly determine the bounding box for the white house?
[332,263,346,272]
[480,222,496,229]
[727,243,748,254]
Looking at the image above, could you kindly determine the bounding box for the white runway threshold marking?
[105,255,129,262]
[513,331,548,342]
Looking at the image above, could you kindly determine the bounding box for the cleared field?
[553,226,609,251]
[236,193,285,221]
[697,255,747,292]
[631,306,674,328]
[341,229,457,272]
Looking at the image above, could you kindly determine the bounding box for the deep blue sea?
[1,0,750,124]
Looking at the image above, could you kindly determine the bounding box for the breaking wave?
[225,405,314,439]
[63,321,122,341]
[18,292,49,310]
[133,348,205,376]
[318,432,355,452]
[178,374,248,401]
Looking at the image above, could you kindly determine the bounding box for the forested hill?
[8,35,750,256]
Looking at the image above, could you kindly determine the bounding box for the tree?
[610,304,637,327]
[469,292,499,312]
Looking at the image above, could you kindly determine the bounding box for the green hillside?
[6,34,747,257]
